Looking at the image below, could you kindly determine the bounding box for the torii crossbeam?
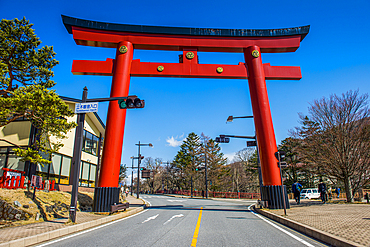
[62,15,309,210]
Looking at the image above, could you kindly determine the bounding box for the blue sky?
[2,0,370,181]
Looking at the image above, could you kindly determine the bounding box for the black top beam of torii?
[62,15,310,41]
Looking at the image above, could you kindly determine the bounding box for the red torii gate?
[62,15,309,209]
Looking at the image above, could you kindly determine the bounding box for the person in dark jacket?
[292,180,303,204]
[318,179,327,203]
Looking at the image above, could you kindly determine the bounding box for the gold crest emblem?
[216,67,223,73]
[252,50,259,58]
[186,52,195,59]
[157,66,164,72]
[119,45,128,54]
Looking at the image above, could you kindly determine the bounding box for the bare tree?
[231,148,260,192]
[292,90,370,202]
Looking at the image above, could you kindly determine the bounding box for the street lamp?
[135,142,153,199]
[226,115,253,123]
[224,115,264,198]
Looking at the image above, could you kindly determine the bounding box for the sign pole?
[69,87,88,223]
[278,152,287,216]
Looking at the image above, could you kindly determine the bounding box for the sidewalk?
[0,195,146,247]
[254,199,370,247]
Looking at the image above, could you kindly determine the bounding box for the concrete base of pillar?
[261,185,290,209]
[93,187,120,212]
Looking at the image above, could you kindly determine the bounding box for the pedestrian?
[120,185,125,201]
[125,187,129,198]
[292,180,303,204]
[318,179,327,203]
[335,187,340,198]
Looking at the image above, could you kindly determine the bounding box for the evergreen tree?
[173,132,201,190]
[200,133,227,191]
[119,164,127,184]
[0,17,76,164]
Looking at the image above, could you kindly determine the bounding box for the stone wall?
[0,199,31,221]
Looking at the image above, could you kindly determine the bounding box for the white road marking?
[163,214,184,225]
[167,199,186,202]
[36,209,149,246]
[142,214,159,223]
[248,205,315,247]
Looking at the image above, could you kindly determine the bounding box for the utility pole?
[69,87,87,223]
[204,142,208,199]
[137,141,141,199]
[135,142,153,199]
[130,157,134,196]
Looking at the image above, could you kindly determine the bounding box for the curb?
[0,206,145,247]
[253,205,364,247]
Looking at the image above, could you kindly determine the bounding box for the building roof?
[62,15,310,41]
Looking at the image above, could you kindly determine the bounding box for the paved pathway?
[0,195,145,244]
[267,199,370,246]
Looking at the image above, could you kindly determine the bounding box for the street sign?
[247,141,257,147]
[278,162,288,168]
[31,175,43,188]
[75,102,98,113]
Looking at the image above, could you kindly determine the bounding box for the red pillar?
[244,45,281,186]
[98,41,133,187]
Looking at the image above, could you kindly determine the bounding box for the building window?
[82,130,99,156]
[7,154,25,172]
[78,161,96,187]
[0,154,6,177]
[60,156,71,184]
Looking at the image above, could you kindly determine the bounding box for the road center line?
[190,207,203,247]
[248,205,314,247]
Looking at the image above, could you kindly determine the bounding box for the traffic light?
[118,96,145,109]
[195,166,205,171]
[246,141,257,147]
[215,136,230,143]
[141,168,150,178]
[274,150,286,161]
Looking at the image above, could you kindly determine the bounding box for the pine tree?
[173,132,201,190]
[200,133,227,191]
[0,17,76,164]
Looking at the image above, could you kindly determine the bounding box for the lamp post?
[226,115,253,123]
[225,115,264,195]
[135,142,153,199]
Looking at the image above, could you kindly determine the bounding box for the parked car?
[300,188,320,199]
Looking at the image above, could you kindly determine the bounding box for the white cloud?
[166,135,185,147]
[223,152,236,164]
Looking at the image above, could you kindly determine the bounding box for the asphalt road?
[37,195,328,247]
